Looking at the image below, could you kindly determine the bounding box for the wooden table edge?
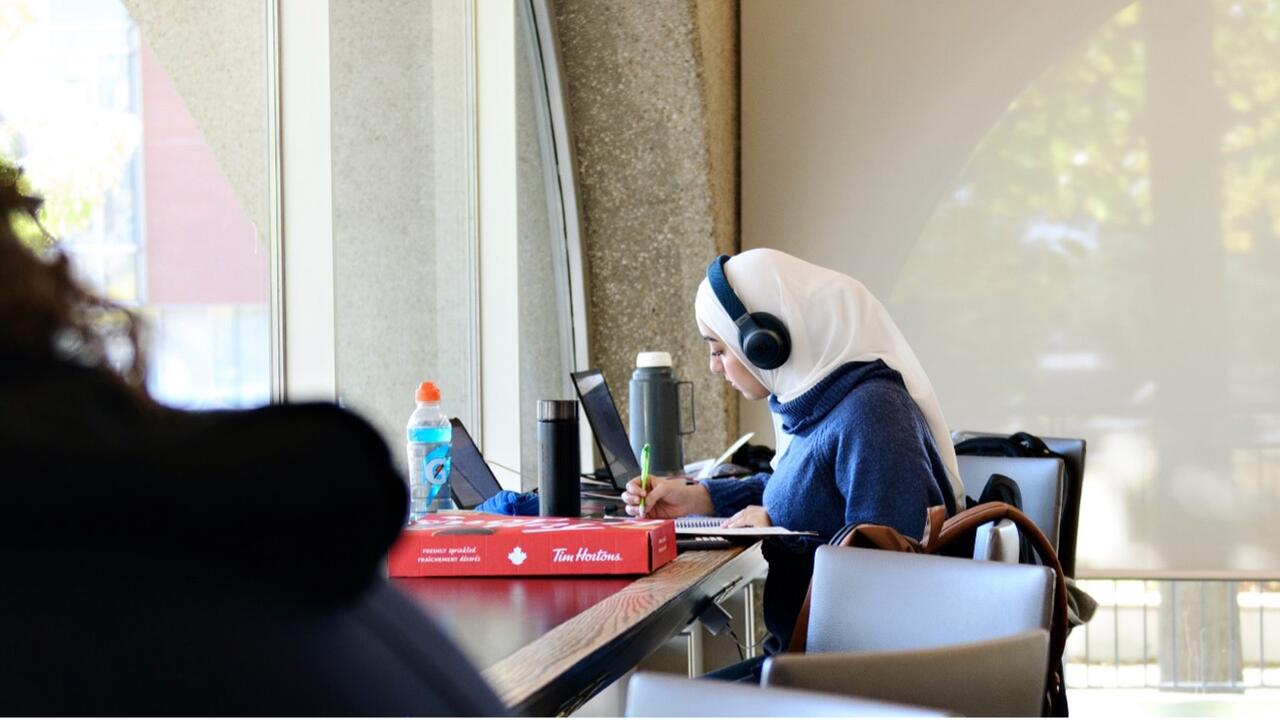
[481,542,766,715]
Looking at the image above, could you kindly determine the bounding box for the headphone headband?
[704,254,791,370]
[706,255,748,322]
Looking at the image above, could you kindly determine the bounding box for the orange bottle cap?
[416,381,441,403]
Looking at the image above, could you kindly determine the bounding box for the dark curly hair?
[1,160,151,395]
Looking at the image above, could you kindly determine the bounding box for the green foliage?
[0,0,142,247]
[897,2,1150,400]
[896,0,1280,410]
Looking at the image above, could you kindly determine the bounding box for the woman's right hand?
[622,476,714,519]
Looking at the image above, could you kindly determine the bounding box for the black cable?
[727,627,745,662]
[725,627,771,661]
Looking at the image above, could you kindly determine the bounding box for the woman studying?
[622,248,965,673]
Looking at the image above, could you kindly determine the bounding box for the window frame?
[273,0,591,484]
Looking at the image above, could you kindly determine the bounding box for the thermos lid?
[635,351,673,368]
[537,399,578,421]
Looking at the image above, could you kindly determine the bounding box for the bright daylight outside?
[892,0,1280,701]
[0,0,270,409]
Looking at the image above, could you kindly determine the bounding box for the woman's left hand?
[721,505,772,528]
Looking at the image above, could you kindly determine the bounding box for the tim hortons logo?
[551,546,623,563]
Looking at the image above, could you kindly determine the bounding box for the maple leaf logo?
[507,546,528,566]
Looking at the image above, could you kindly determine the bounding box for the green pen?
[639,443,652,518]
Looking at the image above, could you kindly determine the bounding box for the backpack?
[791,503,1070,716]
[975,472,1035,564]
[954,430,1061,464]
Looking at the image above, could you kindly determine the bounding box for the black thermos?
[537,400,580,517]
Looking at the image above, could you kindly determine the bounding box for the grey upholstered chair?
[805,545,1055,653]
[957,454,1066,551]
[1039,436,1086,577]
[624,671,943,717]
[763,630,1050,717]
[955,431,1087,576]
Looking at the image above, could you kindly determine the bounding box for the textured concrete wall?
[429,0,476,433]
[329,0,475,468]
[122,0,267,241]
[696,0,739,275]
[556,0,740,461]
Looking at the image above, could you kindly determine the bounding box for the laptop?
[570,369,643,492]
[448,418,504,509]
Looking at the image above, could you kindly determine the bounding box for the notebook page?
[674,516,817,537]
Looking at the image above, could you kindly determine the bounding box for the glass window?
[515,0,578,479]
[897,0,1280,572]
[326,0,584,484]
[0,0,271,409]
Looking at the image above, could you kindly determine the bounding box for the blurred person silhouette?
[0,161,504,716]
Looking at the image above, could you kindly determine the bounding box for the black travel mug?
[537,400,580,517]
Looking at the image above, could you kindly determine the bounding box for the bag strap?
[788,502,1070,694]
[922,505,946,548]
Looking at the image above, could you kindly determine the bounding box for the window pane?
[515,0,577,480]
[0,0,272,410]
[898,0,1280,572]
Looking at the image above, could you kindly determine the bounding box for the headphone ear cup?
[741,312,791,370]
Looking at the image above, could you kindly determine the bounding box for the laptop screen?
[571,369,642,490]
[449,418,503,509]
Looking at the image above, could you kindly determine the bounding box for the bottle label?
[408,426,452,444]
[421,445,452,486]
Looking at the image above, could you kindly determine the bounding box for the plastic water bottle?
[407,381,454,519]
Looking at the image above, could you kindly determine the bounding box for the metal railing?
[1066,579,1280,690]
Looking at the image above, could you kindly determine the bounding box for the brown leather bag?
[788,502,1070,714]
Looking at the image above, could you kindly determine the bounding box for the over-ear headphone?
[705,254,791,370]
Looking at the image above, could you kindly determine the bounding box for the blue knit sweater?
[702,360,956,650]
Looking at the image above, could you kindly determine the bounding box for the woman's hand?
[622,475,714,519]
[721,505,772,528]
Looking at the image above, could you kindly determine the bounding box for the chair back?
[957,454,1065,551]
[624,671,942,717]
[1041,436,1086,577]
[763,630,1050,717]
[956,431,1086,576]
[807,545,1054,653]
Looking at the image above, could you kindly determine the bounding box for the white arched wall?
[740,0,1128,467]
[742,0,1128,290]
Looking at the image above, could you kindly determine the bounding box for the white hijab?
[694,248,964,505]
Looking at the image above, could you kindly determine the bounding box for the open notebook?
[674,516,817,537]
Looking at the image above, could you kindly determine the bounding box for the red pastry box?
[387,513,677,577]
